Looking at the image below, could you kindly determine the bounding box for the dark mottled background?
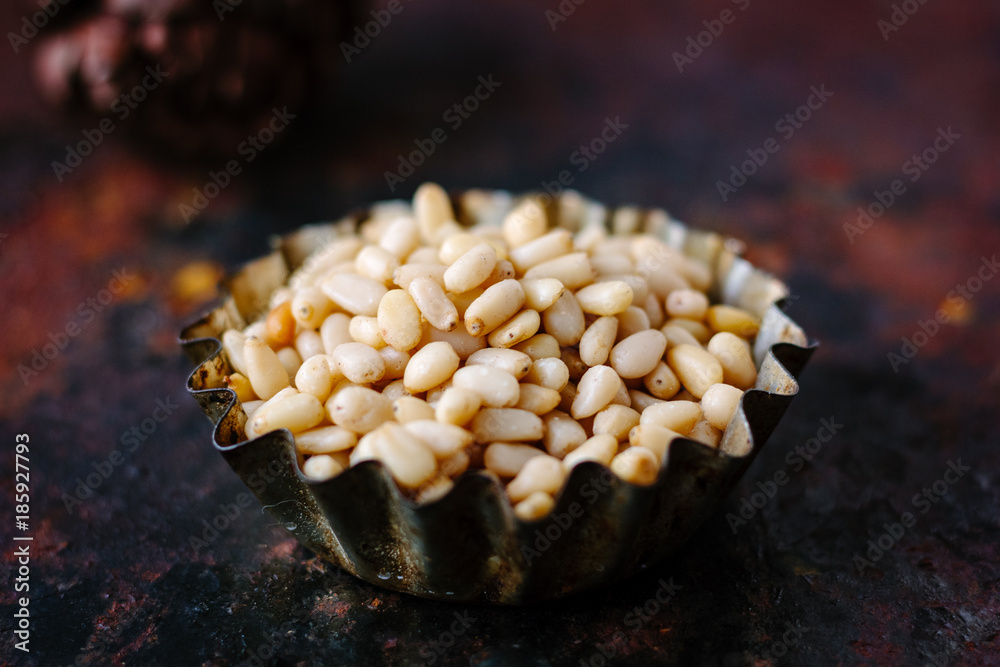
[1,0,999,665]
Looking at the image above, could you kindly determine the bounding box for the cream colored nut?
[514,333,561,360]
[484,442,545,477]
[413,182,455,244]
[408,276,459,332]
[380,378,410,402]
[404,419,474,459]
[542,410,588,458]
[295,355,334,402]
[482,259,515,287]
[639,400,702,434]
[425,380,453,405]
[332,342,385,384]
[645,266,689,300]
[520,278,565,311]
[561,345,586,381]
[707,332,757,389]
[277,347,303,379]
[507,455,565,502]
[379,346,410,380]
[558,382,577,413]
[464,279,525,337]
[444,243,497,294]
[326,386,393,434]
[435,387,482,426]
[225,372,255,403]
[610,329,668,379]
[700,383,744,431]
[615,306,651,341]
[447,286,484,318]
[295,425,357,455]
[355,245,400,284]
[393,396,436,424]
[610,378,632,408]
[404,341,460,393]
[378,216,421,259]
[421,325,488,360]
[439,450,470,478]
[369,422,439,489]
[571,365,621,419]
[259,386,298,410]
[513,492,556,521]
[524,357,570,391]
[471,408,544,443]
[598,273,649,305]
[320,272,388,317]
[509,229,574,273]
[251,392,324,435]
[466,348,533,379]
[406,247,443,264]
[243,320,267,340]
[660,323,702,349]
[610,447,659,486]
[542,290,585,346]
[487,309,540,349]
[667,317,712,344]
[667,344,724,399]
[628,389,664,412]
[377,289,423,352]
[579,316,619,367]
[523,252,595,289]
[574,224,607,253]
[222,329,249,375]
[244,336,290,400]
[302,454,344,481]
[688,418,723,448]
[438,232,481,265]
[562,434,618,470]
[288,237,363,290]
[593,404,641,442]
[665,288,709,320]
[294,329,325,361]
[242,399,264,421]
[706,305,760,338]
[393,263,447,289]
[628,423,682,463]
[349,316,385,349]
[643,292,665,329]
[501,198,547,247]
[290,286,334,329]
[320,313,353,354]
[515,384,562,415]
[642,361,680,400]
[574,281,634,316]
[452,365,520,408]
[590,254,633,276]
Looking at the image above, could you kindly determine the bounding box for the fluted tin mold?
[180,189,815,604]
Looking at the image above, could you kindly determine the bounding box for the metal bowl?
[180,189,814,604]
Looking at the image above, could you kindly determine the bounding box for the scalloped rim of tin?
[180,189,815,604]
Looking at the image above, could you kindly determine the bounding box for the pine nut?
[487,309,540,348]
[514,333,561,360]
[327,386,393,434]
[598,273,648,304]
[415,475,455,503]
[688,419,722,448]
[665,288,709,320]
[295,355,334,402]
[642,361,680,400]
[660,323,702,349]
[591,254,633,275]
[700,383,743,430]
[320,272,388,317]
[609,329,668,379]
[502,198,547,247]
[377,289,422,352]
[414,182,455,244]
[484,442,545,477]
[225,373,256,403]
[507,455,565,502]
[610,379,632,408]
[408,276,459,332]
[349,316,385,349]
[393,396,436,424]
[667,317,712,344]
[481,259,515,288]
[368,422,439,489]
[542,291,585,346]
[393,263,447,290]
[628,389,664,412]
[523,252,595,289]
[403,419,474,459]
[444,243,497,294]
[452,365,520,408]
[277,347,303,378]
[571,365,621,419]
[303,454,344,481]
[615,306,651,341]
[295,329,325,360]
[579,316,618,367]
[356,245,401,284]
[706,332,757,389]
[404,341,460,393]
[222,329,249,375]
[509,229,574,273]
[610,447,659,486]
[574,281,634,316]
[542,410,588,458]
[421,325,487,360]
[435,387,482,426]
[520,278,565,311]
[295,425,358,455]
[706,305,760,338]
[379,216,421,259]
[639,400,702,434]
[524,357,570,391]
[471,408,543,443]
[513,492,556,521]
[643,292,665,329]
[562,434,618,470]
[244,335,290,400]
[466,348,533,379]
[265,301,297,347]
[320,313,353,354]
[406,247,442,265]
[666,344,724,399]
[592,405,641,442]
[447,286,484,318]
[515,384,562,415]
[251,392,325,435]
[464,279,525,336]
[381,378,411,402]
[331,342,385,384]
[628,424,682,463]
[440,450,470,478]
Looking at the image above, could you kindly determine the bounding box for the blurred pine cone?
[31,0,356,158]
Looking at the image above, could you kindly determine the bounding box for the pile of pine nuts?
[221,184,761,521]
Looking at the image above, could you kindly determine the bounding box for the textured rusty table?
[1,0,998,665]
